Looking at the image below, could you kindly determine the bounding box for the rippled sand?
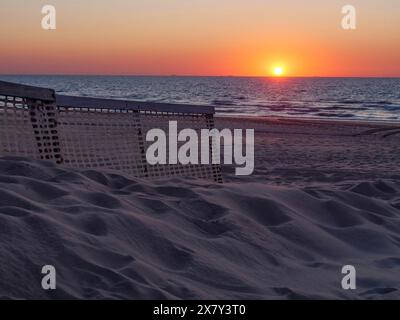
[0,117,399,299]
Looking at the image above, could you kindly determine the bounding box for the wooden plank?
[56,95,136,110]
[0,81,214,114]
[129,100,215,115]
[0,81,55,101]
[56,94,215,115]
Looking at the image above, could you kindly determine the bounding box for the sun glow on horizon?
[0,1,400,77]
[273,66,284,77]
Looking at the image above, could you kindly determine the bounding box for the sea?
[1,75,399,121]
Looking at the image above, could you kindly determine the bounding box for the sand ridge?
[0,155,399,299]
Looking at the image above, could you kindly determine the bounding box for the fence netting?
[0,81,222,182]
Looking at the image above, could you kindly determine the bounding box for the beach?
[0,116,399,299]
[217,116,400,185]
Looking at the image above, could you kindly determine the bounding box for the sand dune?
[0,156,399,299]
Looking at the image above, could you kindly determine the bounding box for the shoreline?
[216,114,400,128]
[216,114,400,186]
[1,76,399,125]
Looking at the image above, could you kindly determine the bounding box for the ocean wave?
[212,99,237,106]
[316,113,355,118]
[1,75,399,122]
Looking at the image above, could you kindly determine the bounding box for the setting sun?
[273,67,284,76]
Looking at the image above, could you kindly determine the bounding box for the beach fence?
[0,81,222,182]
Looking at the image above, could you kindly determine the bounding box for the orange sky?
[1,0,399,77]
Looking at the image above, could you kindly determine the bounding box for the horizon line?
[1,74,400,79]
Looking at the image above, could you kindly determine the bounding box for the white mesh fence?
[139,111,222,182]
[57,106,147,177]
[0,95,40,159]
[0,81,222,182]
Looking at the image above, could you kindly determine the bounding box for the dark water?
[1,75,400,121]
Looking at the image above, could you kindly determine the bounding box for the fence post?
[28,98,63,164]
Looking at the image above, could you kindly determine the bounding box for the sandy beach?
[0,116,399,299]
[218,116,400,185]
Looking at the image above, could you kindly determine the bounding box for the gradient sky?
[0,0,399,76]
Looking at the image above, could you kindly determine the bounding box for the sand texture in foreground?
[0,117,400,299]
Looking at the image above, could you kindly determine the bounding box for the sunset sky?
[1,0,399,77]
